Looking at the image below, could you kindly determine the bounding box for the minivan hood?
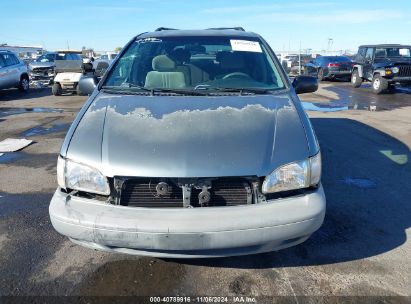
[66,92,309,178]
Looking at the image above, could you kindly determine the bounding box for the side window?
[365,48,374,61]
[356,48,366,62]
[3,54,16,66]
[11,55,20,65]
[0,55,5,68]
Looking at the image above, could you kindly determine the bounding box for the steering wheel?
[222,72,251,80]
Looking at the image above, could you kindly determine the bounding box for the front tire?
[371,74,388,94]
[351,70,362,88]
[18,75,29,92]
[52,83,62,96]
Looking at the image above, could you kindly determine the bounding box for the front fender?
[353,64,363,77]
[373,69,387,77]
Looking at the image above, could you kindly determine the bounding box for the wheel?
[52,83,62,96]
[317,68,325,81]
[351,69,362,88]
[371,74,388,94]
[18,75,29,92]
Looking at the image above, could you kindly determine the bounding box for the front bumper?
[49,185,326,258]
[391,76,411,84]
[326,70,352,77]
[29,72,54,80]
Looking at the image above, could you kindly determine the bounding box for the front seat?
[170,48,209,86]
[145,55,186,89]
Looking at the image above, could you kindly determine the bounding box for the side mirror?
[78,75,98,95]
[292,76,318,94]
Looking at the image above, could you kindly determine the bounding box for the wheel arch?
[352,65,363,78]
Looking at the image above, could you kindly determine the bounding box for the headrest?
[170,48,191,63]
[216,51,245,69]
[152,55,176,71]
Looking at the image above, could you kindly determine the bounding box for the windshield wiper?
[101,85,207,96]
[196,86,273,95]
[149,88,208,96]
[102,84,151,91]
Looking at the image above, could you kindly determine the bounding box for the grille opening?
[120,178,184,208]
[398,65,411,77]
[119,177,254,208]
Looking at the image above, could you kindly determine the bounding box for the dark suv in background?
[351,44,411,94]
[0,50,30,92]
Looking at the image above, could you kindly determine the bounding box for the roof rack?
[207,27,245,31]
[155,27,178,31]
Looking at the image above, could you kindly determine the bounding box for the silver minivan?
[49,28,326,258]
[0,50,29,92]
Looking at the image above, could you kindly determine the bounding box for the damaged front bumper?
[49,185,326,258]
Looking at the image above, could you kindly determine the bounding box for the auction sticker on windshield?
[230,40,262,53]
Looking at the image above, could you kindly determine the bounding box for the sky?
[1,0,410,53]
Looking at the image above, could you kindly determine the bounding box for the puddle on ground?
[0,152,26,164]
[77,259,186,296]
[21,123,70,137]
[302,101,348,112]
[342,178,377,189]
[302,83,411,112]
[0,107,63,118]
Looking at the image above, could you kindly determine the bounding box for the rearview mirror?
[292,76,318,94]
[78,76,98,95]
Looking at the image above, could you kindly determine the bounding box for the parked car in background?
[290,54,312,75]
[351,44,411,94]
[29,51,82,83]
[49,27,325,258]
[280,54,298,73]
[0,50,29,92]
[304,56,353,81]
[93,52,118,77]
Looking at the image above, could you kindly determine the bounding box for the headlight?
[57,156,110,195]
[391,67,399,74]
[262,152,321,193]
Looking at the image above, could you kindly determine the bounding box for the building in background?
[0,44,44,59]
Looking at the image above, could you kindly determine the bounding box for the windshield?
[36,53,56,62]
[375,48,411,58]
[104,36,284,92]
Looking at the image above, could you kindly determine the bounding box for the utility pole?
[299,40,302,75]
[327,38,333,54]
[67,40,70,50]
